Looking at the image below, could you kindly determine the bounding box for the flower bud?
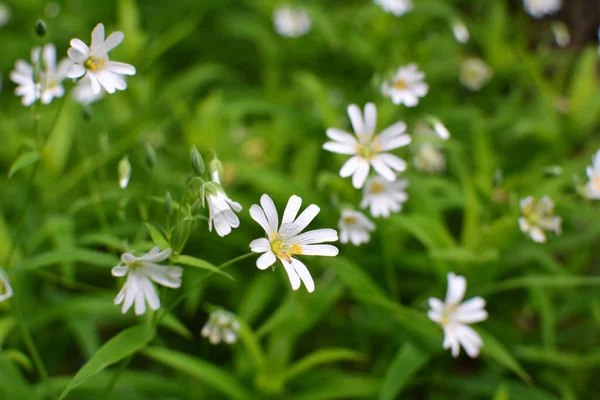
[164,191,173,216]
[145,144,158,168]
[191,198,202,214]
[35,19,47,38]
[190,145,205,176]
[118,156,132,189]
[209,158,224,183]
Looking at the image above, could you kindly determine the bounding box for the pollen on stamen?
[394,79,408,90]
[84,56,105,71]
[289,243,302,255]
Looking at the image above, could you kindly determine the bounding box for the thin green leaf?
[478,328,532,383]
[173,254,234,280]
[145,223,170,250]
[0,354,41,400]
[379,342,431,400]
[59,325,155,400]
[285,348,366,382]
[8,151,41,178]
[494,383,510,400]
[12,249,119,272]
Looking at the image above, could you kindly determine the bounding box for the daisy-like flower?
[360,176,408,218]
[10,44,70,106]
[66,23,136,94]
[460,58,493,91]
[518,196,562,243]
[323,103,411,189]
[585,150,600,199]
[413,144,446,173]
[0,267,14,302]
[338,209,375,246]
[523,0,562,19]
[273,5,312,38]
[249,194,339,293]
[428,272,488,358]
[203,170,243,237]
[381,64,429,107]
[373,0,413,17]
[111,247,182,316]
[201,309,241,345]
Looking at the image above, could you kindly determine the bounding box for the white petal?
[250,238,270,253]
[445,272,466,305]
[89,74,102,94]
[104,31,125,52]
[339,156,362,178]
[300,244,339,256]
[70,39,90,56]
[378,134,411,151]
[364,102,377,136]
[371,157,397,181]
[282,195,302,225]
[286,204,320,237]
[43,44,57,70]
[256,251,276,270]
[294,228,338,245]
[530,227,547,243]
[428,297,444,313]
[66,64,86,79]
[108,61,136,75]
[111,265,128,277]
[352,160,370,189]
[140,247,172,262]
[97,71,117,93]
[347,104,365,135]
[250,204,272,235]
[378,153,407,172]
[141,278,160,311]
[280,259,301,290]
[91,23,106,53]
[455,324,483,358]
[260,194,279,233]
[326,128,357,144]
[323,141,356,155]
[143,265,182,288]
[291,258,315,292]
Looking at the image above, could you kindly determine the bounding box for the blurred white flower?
[451,20,469,44]
[432,119,450,140]
[413,144,446,173]
[0,267,13,302]
[551,21,570,48]
[323,103,411,189]
[111,247,182,315]
[67,23,136,94]
[381,64,429,107]
[518,196,562,243]
[249,194,339,293]
[73,76,105,105]
[374,0,413,17]
[10,44,71,106]
[0,3,10,27]
[201,309,240,345]
[360,176,408,218]
[273,6,311,38]
[428,272,488,358]
[339,209,375,246]
[118,155,131,189]
[584,150,600,199]
[460,58,493,91]
[203,170,242,237]
[523,0,562,19]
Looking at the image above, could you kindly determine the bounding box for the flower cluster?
[518,196,562,243]
[201,309,241,345]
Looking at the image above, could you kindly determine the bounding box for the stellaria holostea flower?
[323,103,411,189]
[413,144,446,173]
[360,175,408,218]
[0,267,13,302]
[112,247,182,315]
[373,0,413,17]
[339,209,376,246]
[273,6,311,38]
[201,309,240,345]
[203,170,242,237]
[66,23,136,94]
[523,0,562,19]
[460,58,493,91]
[518,196,562,243]
[584,150,600,199]
[381,64,429,107]
[451,20,469,44]
[249,194,338,293]
[10,44,71,106]
[428,272,488,358]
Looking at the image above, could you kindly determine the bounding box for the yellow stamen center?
[355,137,381,161]
[269,233,302,262]
[343,216,356,224]
[369,182,385,194]
[84,56,105,71]
[394,79,407,90]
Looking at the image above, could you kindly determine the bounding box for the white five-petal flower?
[273,6,312,38]
[249,194,339,293]
[518,196,562,243]
[381,64,429,107]
[201,309,241,345]
[373,0,413,17]
[584,150,600,199]
[323,103,411,189]
[111,247,182,316]
[204,171,243,237]
[0,267,13,303]
[428,272,488,358]
[339,209,376,246]
[460,58,493,91]
[361,176,408,218]
[522,0,562,19]
[66,23,136,94]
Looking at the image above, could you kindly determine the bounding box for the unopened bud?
[209,158,224,183]
[118,156,131,189]
[191,198,202,214]
[145,143,158,168]
[190,146,205,176]
[35,19,47,38]
[164,191,173,216]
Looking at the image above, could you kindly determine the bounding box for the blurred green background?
[1,0,600,399]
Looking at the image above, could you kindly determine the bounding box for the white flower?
[0,267,14,302]
[551,21,570,48]
[9,44,71,106]
[66,23,136,94]
[72,76,104,105]
[111,247,182,315]
[360,176,408,218]
[518,196,562,243]
[201,309,240,345]
[338,209,375,246]
[249,194,339,293]
[323,103,411,189]
[523,0,562,19]
[203,171,242,237]
[451,20,469,44]
[585,150,600,199]
[374,0,413,17]
[460,58,493,91]
[428,272,488,358]
[273,6,311,38]
[0,3,10,27]
[413,144,446,173]
[433,120,450,140]
[381,64,429,107]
